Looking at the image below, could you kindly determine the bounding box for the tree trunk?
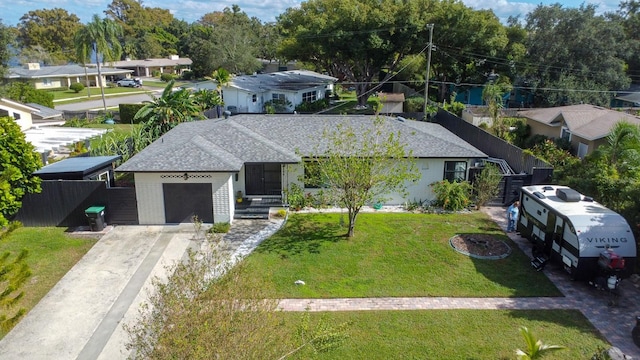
[94,44,108,112]
[356,84,370,108]
[346,209,359,237]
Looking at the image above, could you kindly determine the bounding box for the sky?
[1,0,620,27]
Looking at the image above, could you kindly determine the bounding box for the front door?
[245,163,281,195]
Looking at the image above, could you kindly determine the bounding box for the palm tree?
[134,80,202,139]
[211,68,231,117]
[516,326,566,360]
[604,121,640,169]
[74,14,123,112]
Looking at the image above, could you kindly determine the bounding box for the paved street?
[54,90,158,112]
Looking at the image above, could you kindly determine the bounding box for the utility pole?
[423,24,434,119]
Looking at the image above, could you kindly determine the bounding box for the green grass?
[0,227,96,338]
[278,310,608,359]
[243,212,561,298]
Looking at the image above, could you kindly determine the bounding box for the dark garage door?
[163,183,214,223]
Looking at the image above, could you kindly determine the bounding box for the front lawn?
[278,309,608,359]
[242,212,561,298]
[0,227,96,338]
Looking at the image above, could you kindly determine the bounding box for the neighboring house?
[613,92,640,108]
[116,114,487,224]
[6,63,132,89]
[0,97,39,130]
[108,55,192,77]
[518,104,640,158]
[378,92,405,114]
[27,103,64,126]
[461,106,520,127]
[260,59,299,73]
[194,70,338,113]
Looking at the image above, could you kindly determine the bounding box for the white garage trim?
[134,172,234,224]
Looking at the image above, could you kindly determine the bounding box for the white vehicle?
[517,185,636,281]
[116,78,140,87]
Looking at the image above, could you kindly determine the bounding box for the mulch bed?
[450,233,511,259]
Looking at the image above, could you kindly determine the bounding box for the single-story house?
[108,55,192,77]
[378,92,405,114]
[194,70,338,114]
[0,98,39,130]
[518,104,640,158]
[6,63,133,89]
[116,114,487,224]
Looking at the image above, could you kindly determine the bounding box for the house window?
[96,171,111,187]
[13,113,21,120]
[272,93,285,102]
[561,127,571,142]
[577,142,588,159]
[302,91,317,103]
[0,109,8,117]
[42,78,53,86]
[304,161,328,188]
[443,161,467,182]
[252,94,257,102]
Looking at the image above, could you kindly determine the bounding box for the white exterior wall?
[0,102,34,130]
[134,172,234,224]
[223,88,263,113]
[283,158,471,205]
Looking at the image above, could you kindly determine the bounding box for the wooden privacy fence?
[14,180,138,227]
[434,109,553,179]
[435,109,554,205]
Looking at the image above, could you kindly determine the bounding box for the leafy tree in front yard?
[306,117,421,237]
[0,117,42,226]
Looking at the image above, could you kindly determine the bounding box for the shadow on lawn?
[254,214,345,256]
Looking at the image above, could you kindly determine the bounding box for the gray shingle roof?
[519,104,640,141]
[117,115,486,172]
[228,70,337,93]
[26,103,63,119]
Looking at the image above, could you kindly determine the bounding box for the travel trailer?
[517,185,636,282]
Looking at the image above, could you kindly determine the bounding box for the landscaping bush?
[160,73,176,82]
[69,83,85,93]
[472,164,502,208]
[152,70,161,77]
[210,222,231,233]
[119,103,147,124]
[295,98,329,113]
[181,71,194,80]
[404,96,425,112]
[431,180,472,211]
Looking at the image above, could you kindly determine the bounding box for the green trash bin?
[85,206,106,231]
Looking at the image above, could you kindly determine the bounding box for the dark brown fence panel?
[105,187,138,225]
[434,109,553,176]
[15,181,108,227]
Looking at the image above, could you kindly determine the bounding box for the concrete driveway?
[0,225,194,360]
